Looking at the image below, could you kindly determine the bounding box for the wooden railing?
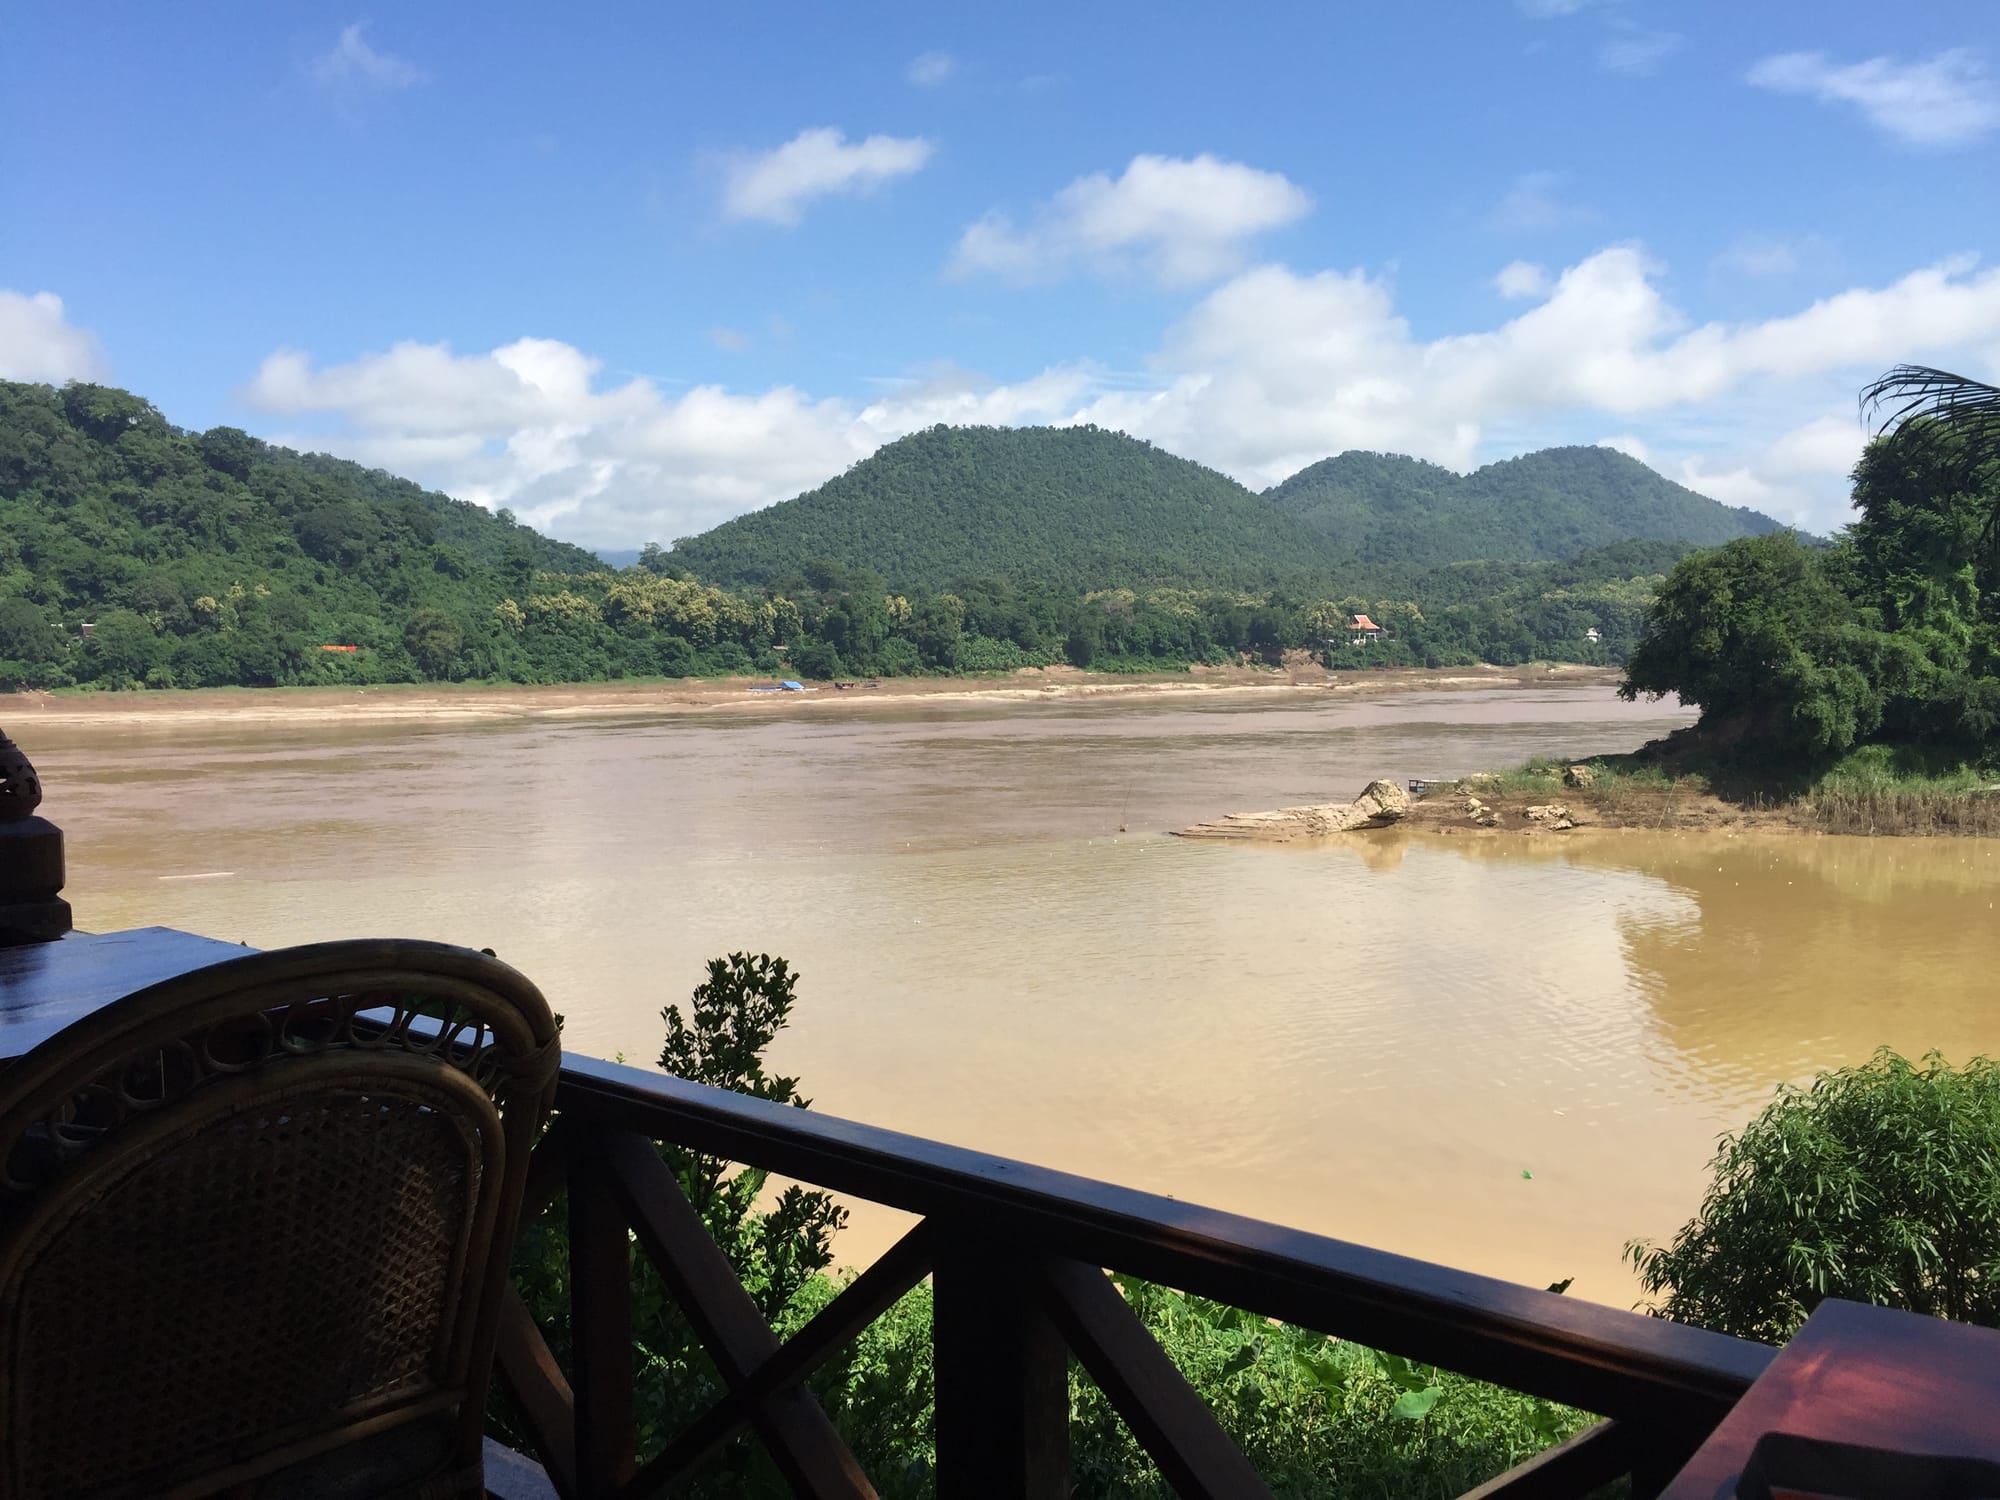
[493,1052,1774,1500]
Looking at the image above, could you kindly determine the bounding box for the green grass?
[1800,745,2000,835]
[1467,757,1687,799]
[1468,742,2000,836]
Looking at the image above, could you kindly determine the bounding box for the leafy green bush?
[1628,1049,2000,1343]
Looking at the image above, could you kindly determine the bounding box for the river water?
[28,684,2000,1304]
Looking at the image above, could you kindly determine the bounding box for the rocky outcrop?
[1461,792,1499,828]
[1522,803,1576,831]
[1349,779,1411,825]
[1175,778,1410,842]
[1563,764,1596,789]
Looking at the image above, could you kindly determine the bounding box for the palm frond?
[1861,364,2000,544]
[1860,365,2000,457]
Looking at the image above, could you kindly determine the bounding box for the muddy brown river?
[24,684,2000,1304]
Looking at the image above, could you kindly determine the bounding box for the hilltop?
[665,424,1346,591]
[669,428,1784,592]
[1264,446,1783,567]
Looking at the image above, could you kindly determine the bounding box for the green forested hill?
[0,378,1735,691]
[666,424,1345,590]
[0,380,601,686]
[1265,445,1784,566]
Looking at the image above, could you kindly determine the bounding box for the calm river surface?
[29,684,2000,1304]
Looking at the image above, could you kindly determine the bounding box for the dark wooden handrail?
[496,1052,1777,1500]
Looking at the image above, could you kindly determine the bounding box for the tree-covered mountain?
[0,377,1727,692]
[1265,445,1784,567]
[670,428,1784,592]
[0,379,602,687]
[666,424,1347,591]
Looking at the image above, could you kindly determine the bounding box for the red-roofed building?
[1348,613,1385,641]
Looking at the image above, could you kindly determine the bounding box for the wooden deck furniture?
[1660,1299,2000,1498]
[0,927,251,1061]
[0,939,560,1499]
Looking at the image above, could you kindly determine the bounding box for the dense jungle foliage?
[1622,422,2000,769]
[1,379,1703,691]
[667,423,1346,591]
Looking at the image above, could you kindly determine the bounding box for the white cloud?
[1763,413,1867,479]
[1600,31,1683,76]
[1748,49,2000,147]
[241,338,1092,547]
[1068,248,2000,531]
[951,154,1312,286]
[239,249,2000,545]
[0,290,108,383]
[313,22,426,90]
[708,327,749,353]
[1495,260,1552,299]
[1488,171,1591,233]
[1598,434,1652,465]
[1673,460,1781,510]
[1517,0,1599,15]
[721,127,933,226]
[906,51,955,87]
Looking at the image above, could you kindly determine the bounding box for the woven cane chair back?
[0,940,559,1500]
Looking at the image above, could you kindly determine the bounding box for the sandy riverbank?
[1184,758,2000,842]
[1405,774,2000,838]
[1403,780,1792,836]
[4,662,1623,729]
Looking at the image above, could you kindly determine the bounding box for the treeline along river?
[29,682,2000,1302]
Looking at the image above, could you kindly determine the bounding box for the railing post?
[932,1232,1069,1499]
[1629,1429,1702,1500]
[0,729,71,946]
[568,1130,636,1497]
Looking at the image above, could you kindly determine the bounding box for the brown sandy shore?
[4,662,1623,729]
[1188,773,2000,841]
[1402,782,1789,836]
[1178,779,1804,842]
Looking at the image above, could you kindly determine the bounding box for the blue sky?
[5,1,1999,548]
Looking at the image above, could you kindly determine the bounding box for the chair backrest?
[0,939,560,1500]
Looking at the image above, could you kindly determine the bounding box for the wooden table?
[0,927,251,1060]
[1661,1298,2000,1498]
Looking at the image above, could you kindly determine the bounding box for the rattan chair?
[0,939,561,1500]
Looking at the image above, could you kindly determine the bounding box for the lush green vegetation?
[0,377,1737,692]
[671,426,1778,594]
[1265,446,1781,569]
[0,379,607,689]
[1629,1050,2000,1344]
[667,424,1347,592]
[1620,419,1999,783]
[507,955,1595,1498]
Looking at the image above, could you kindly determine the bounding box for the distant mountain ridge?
[669,427,1785,590]
[1263,445,1783,567]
